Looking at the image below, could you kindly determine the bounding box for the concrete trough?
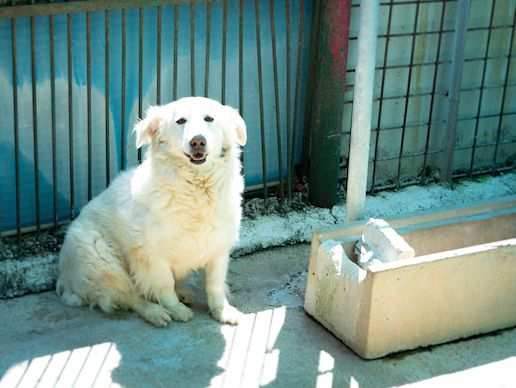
[304,196,516,359]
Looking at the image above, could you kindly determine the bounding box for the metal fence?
[341,0,516,192]
[0,0,312,239]
[0,0,515,245]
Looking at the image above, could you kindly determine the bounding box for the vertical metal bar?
[492,8,516,171]
[269,0,284,199]
[49,14,58,228]
[255,0,268,203]
[239,0,244,112]
[422,0,446,177]
[11,17,21,244]
[300,0,321,181]
[105,10,111,186]
[221,0,228,104]
[190,2,195,95]
[138,7,143,163]
[370,1,393,192]
[443,0,470,182]
[67,13,75,218]
[239,0,244,168]
[121,9,126,170]
[86,11,92,200]
[291,0,305,198]
[205,0,211,97]
[157,5,162,104]
[285,0,292,200]
[396,1,421,187]
[30,15,40,232]
[173,4,178,100]
[469,0,496,174]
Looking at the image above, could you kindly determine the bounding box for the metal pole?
[346,0,379,221]
[443,0,470,183]
[308,0,351,208]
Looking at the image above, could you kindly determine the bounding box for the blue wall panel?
[0,0,313,232]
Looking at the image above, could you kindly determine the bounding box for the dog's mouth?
[184,152,207,165]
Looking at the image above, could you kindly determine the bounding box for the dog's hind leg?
[58,228,137,315]
[86,267,172,327]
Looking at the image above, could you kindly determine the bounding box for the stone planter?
[304,196,516,359]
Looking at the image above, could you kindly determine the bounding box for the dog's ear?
[224,106,247,146]
[134,106,162,148]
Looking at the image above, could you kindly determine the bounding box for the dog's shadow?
[111,274,229,387]
[0,277,228,388]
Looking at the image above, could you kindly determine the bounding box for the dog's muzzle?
[186,135,207,165]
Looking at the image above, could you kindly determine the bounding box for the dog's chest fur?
[132,158,242,277]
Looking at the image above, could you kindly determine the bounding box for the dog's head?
[134,97,246,166]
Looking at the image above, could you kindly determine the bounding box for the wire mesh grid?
[341,0,516,192]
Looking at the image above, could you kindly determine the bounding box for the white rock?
[361,218,415,263]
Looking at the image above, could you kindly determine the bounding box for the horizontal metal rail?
[0,0,200,18]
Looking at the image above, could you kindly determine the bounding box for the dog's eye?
[176,118,187,125]
[204,115,214,122]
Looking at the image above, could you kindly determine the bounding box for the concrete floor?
[1,244,516,388]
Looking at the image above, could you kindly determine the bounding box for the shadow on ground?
[0,290,227,387]
[261,308,516,387]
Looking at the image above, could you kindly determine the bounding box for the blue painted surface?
[0,1,313,231]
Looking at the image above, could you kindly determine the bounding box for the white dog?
[56,97,246,327]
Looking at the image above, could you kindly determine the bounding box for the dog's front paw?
[140,303,172,327]
[211,304,242,325]
[166,302,194,322]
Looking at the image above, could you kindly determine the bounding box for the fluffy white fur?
[56,97,246,327]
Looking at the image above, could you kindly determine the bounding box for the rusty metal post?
[308,0,351,208]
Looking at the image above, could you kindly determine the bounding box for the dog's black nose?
[189,135,206,152]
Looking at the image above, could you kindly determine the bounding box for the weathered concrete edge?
[2,173,516,299]
[0,254,58,299]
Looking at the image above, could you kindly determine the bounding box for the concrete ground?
[1,244,516,388]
